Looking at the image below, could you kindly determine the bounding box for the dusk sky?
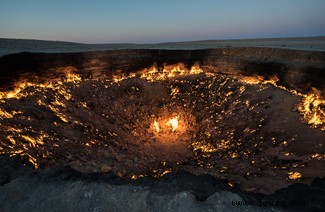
[1,0,325,44]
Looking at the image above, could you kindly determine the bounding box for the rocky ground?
[0,155,325,212]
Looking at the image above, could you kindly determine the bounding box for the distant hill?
[1,36,325,56]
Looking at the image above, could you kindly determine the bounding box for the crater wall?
[1,48,324,96]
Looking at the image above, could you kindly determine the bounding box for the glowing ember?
[239,75,325,130]
[288,171,302,180]
[153,115,180,134]
[166,116,179,132]
[298,93,325,130]
[140,63,204,82]
[153,120,160,133]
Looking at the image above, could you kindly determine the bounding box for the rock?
[100,164,112,173]
[83,191,94,198]
[115,154,125,162]
[123,124,131,130]
[84,148,92,155]
[0,175,10,186]
[103,151,110,157]
[69,160,82,169]
[0,154,324,212]
[116,171,123,177]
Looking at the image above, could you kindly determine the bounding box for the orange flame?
[166,116,179,132]
[154,120,160,133]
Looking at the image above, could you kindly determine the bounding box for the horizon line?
[1,35,325,45]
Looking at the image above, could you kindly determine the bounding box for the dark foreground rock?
[0,155,324,212]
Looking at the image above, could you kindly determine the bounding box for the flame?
[0,108,14,119]
[298,93,325,129]
[0,68,81,101]
[153,115,180,134]
[1,64,324,133]
[166,116,179,132]
[65,72,82,83]
[0,62,324,173]
[154,120,160,133]
[239,75,279,86]
[288,171,302,180]
[99,63,204,84]
[239,75,325,130]
[310,153,325,160]
[140,63,204,82]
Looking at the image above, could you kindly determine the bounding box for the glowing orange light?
[166,116,179,132]
[288,171,302,180]
[154,120,160,133]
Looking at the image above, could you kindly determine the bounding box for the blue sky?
[0,0,324,43]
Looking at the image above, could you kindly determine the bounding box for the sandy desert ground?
[1,36,325,57]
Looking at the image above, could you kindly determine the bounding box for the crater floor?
[0,66,324,193]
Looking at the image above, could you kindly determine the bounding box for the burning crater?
[0,49,324,193]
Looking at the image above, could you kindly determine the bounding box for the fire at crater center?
[0,63,324,193]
